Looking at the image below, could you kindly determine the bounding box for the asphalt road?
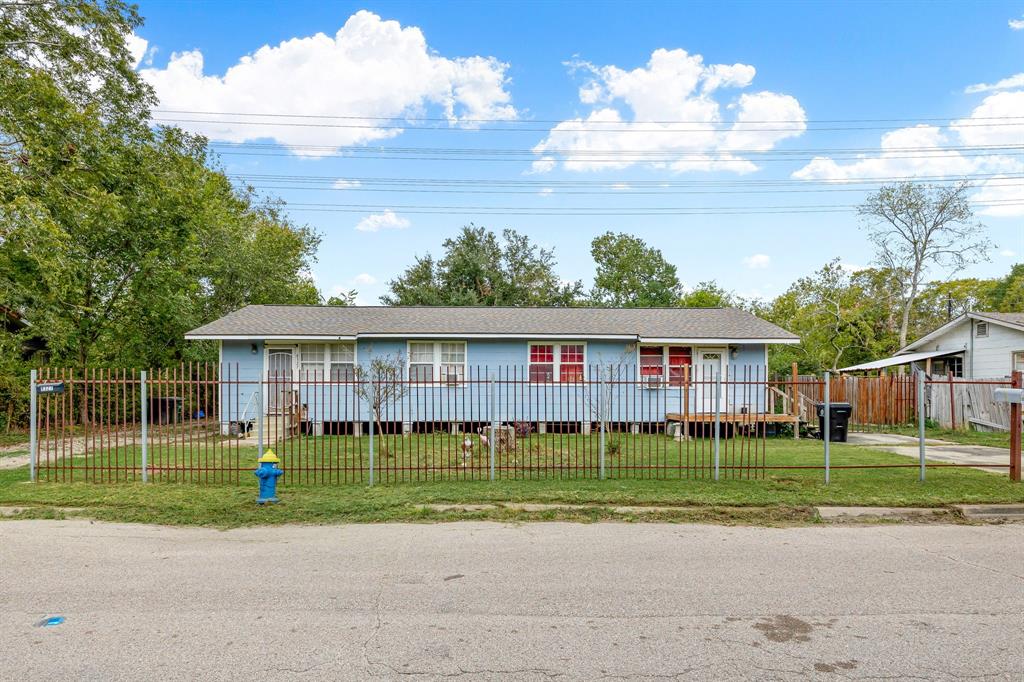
[3,520,1023,681]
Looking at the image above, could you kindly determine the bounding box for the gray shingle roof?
[186,305,798,342]
[974,311,1024,328]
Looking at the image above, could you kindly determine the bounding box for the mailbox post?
[994,371,1022,482]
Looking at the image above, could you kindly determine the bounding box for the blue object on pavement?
[254,450,283,504]
[38,616,65,627]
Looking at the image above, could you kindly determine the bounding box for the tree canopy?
[589,231,681,307]
[382,226,583,306]
[0,0,319,371]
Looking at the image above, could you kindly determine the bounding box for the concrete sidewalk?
[847,432,1011,473]
[3,520,1024,681]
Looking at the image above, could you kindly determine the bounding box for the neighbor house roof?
[185,305,799,343]
[838,349,962,373]
[899,311,1024,354]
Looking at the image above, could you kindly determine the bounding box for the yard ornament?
[254,449,283,504]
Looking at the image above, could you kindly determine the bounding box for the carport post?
[917,369,926,482]
[823,371,830,485]
[29,369,37,482]
[140,371,148,483]
[713,370,721,481]
[488,378,496,481]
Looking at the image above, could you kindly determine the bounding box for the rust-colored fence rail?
[29,365,1019,484]
[31,364,790,484]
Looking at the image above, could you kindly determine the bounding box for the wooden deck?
[665,412,801,425]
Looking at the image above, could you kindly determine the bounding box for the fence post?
[599,367,606,481]
[713,369,721,481]
[140,370,149,483]
[1011,370,1022,483]
[823,371,831,485]
[29,369,37,482]
[489,377,496,481]
[368,398,375,487]
[256,382,264,460]
[917,369,926,482]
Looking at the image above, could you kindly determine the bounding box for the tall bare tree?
[858,181,991,348]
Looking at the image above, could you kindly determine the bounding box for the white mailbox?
[993,388,1024,404]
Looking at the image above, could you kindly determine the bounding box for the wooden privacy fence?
[926,377,1014,431]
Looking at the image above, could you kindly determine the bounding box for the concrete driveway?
[847,432,1011,473]
[3,520,1023,680]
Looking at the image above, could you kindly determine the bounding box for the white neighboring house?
[841,312,1024,378]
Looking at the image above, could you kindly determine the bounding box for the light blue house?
[185,305,798,437]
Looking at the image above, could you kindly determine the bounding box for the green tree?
[987,263,1024,312]
[1,1,320,372]
[764,260,879,373]
[678,281,737,308]
[589,232,681,307]
[383,226,582,306]
[912,277,998,338]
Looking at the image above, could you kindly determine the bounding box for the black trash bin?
[816,402,852,442]
[148,396,183,424]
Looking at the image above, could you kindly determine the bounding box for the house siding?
[218,338,770,426]
[911,320,1024,379]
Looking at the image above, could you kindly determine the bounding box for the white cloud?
[742,254,771,269]
[531,48,806,174]
[965,73,1024,94]
[610,182,631,190]
[537,187,553,196]
[1010,15,1024,30]
[999,249,1017,257]
[331,179,363,189]
[793,88,1024,217]
[352,273,377,285]
[138,11,515,156]
[355,210,410,232]
[126,32,156,68]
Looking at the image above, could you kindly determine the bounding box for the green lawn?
[3,435,1022,528]
[0,431,29,448]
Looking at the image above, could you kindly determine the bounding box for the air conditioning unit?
[644,376,663,389]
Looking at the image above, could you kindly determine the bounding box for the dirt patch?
[753,615,814,643]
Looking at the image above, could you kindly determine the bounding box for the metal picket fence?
[26,365,1022,485]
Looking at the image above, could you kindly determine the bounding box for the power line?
[208,141,1024,156]
[226,172,1021,186]
[262,199,1024,216]
[152,108,1024,125]
[238,180,1024,197]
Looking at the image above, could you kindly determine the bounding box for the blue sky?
[132,1,1024,303]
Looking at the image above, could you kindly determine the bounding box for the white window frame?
[527,341,587,384]
[266,342,357,380]
[1013,351,1024,375]
[637,344,694,388]
[406,340,467,384]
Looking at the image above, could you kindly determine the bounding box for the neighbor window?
[407,341,467,382]
[1014,351,1024,374]
[299,343,355,380]
[638,345,693,387]
[528,342,585,383]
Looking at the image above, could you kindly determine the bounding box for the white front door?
[695,348,727,413]
[266,348,294,413]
